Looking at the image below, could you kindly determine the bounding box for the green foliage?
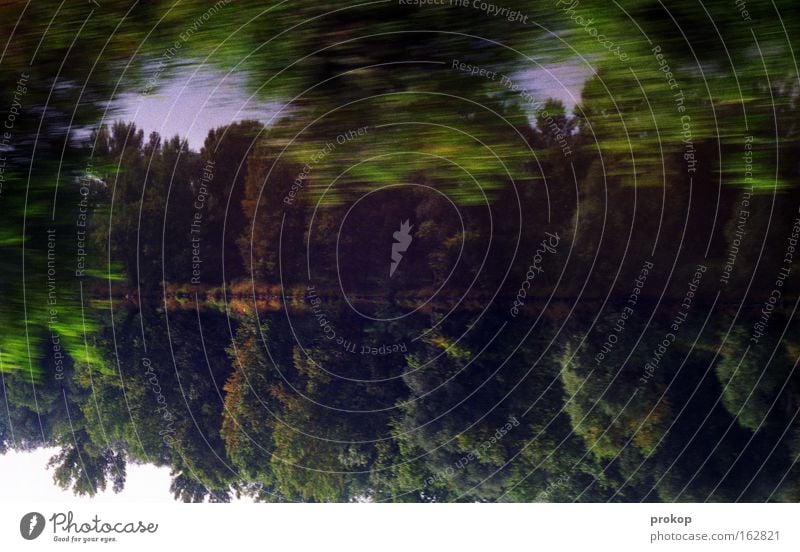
[1,0,800,503]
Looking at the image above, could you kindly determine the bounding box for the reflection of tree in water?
[3,297,799,502]
[1,0,800,501]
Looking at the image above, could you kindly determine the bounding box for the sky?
[107,67,282,150]
[102,62,590,151]
[0,447,174,503]
[519,61,592,111]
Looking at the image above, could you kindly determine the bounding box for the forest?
[1,0,799,502]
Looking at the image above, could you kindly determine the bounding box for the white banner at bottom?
[1,503,797,551]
